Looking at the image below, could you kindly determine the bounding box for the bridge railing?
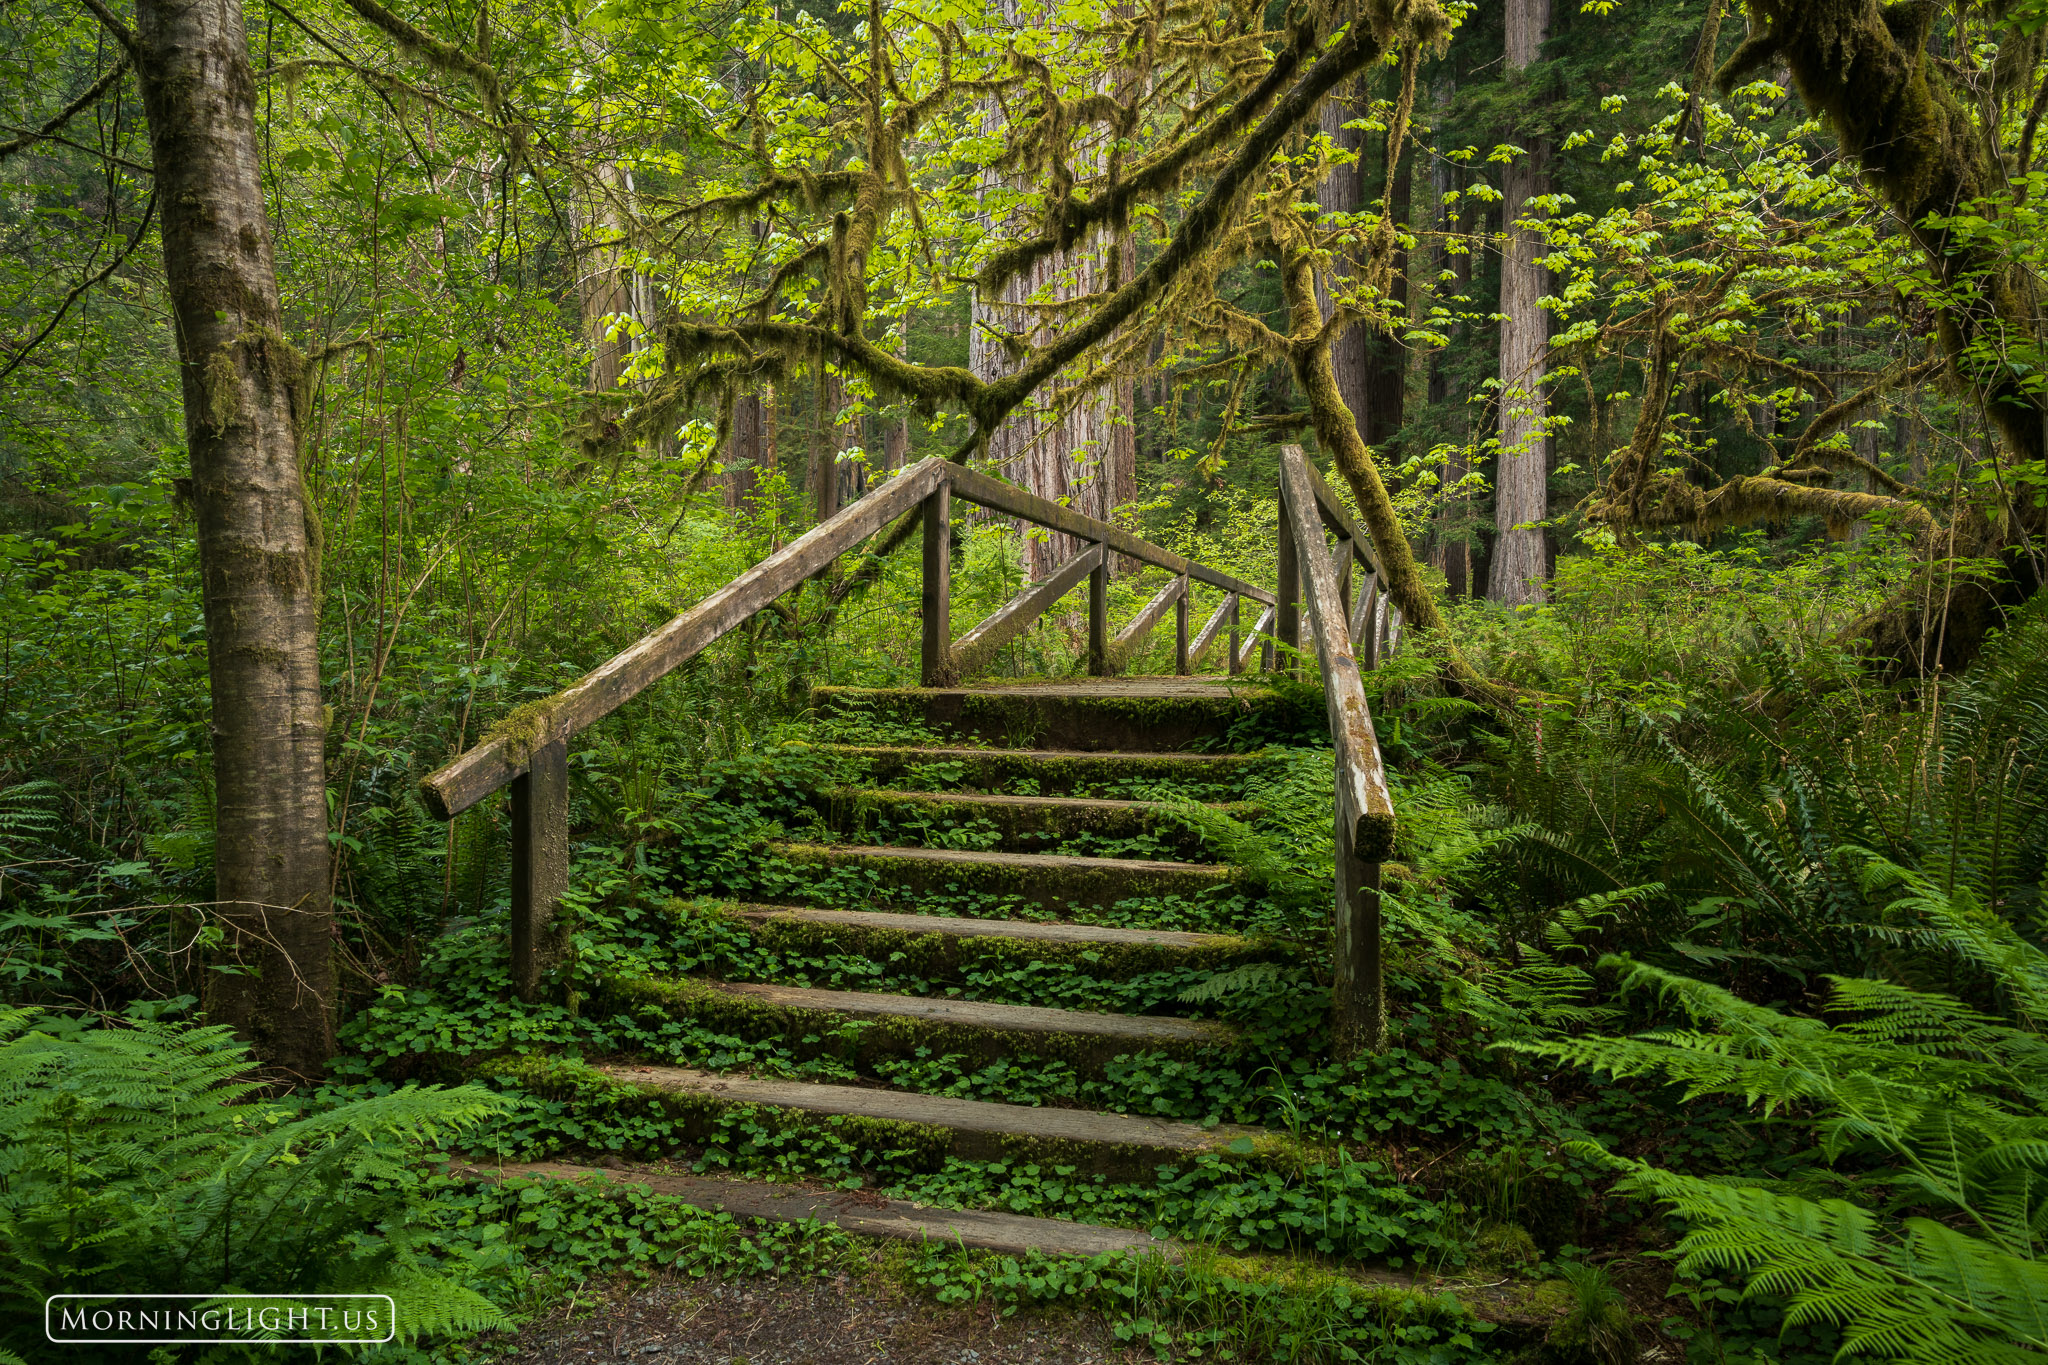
[1277,444,1399,1052]
[419,456,1275,1000]
[418,449,1394,1047]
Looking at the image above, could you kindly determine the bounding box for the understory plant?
[0,1007,516,1359]
[1510,869,2048,1364]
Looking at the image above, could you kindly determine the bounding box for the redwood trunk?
[728,388,770,509]
[134,0,334,1076]
[1316,80,1368,425]
[1489,0,1551,606]
[971,0,1133,579]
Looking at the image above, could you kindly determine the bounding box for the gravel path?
[495,1272,1137,1365]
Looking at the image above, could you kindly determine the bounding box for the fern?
[0,779,59,864]
[1176,961,1285,1003]
[0,1008,515,1354]
[1507,870,2048,1363]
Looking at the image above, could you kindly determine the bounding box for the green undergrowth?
[449,1170,1505,1363]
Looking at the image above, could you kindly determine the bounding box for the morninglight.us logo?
[45,1295,396,1346]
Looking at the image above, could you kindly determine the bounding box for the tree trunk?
[1427,77,1473,597]
[1488,0,1551,606]
[1364,155,1410,449]
[813,367,844,523]
[727,388,770,510]
[1316,80,1369,427]
[971,0,1132,579]
[133,0,334,1078]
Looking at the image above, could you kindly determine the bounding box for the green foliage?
[1508,867,2048,1364]
[0,1007,516,1356]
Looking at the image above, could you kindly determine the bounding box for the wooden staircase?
[426,447,1405,1259]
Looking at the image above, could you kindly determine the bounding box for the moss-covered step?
[601,1064,1267,1173]
[826,745,1265,798]
[768,841,1232,913]
[814,677,1285,751]
[455,1159,1171,1257]
[824,787,1260,857]
[733,904,1282,978]
[606,974,1237,1072]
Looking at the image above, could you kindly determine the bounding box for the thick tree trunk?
[134,0,334,1077]
[1489,0,1551,606]
[727,388,771,510]
[1316,80,1369,427]
[971,0,1133,579]
[1364,157,1410,449]
[972,246,1126,578]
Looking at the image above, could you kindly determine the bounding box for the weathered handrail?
[422,456,1280,999]
[422,449,1394,1029]
[1278,445,1398,1053]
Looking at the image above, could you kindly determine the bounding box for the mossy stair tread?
[598,1063,1263,1153]
[772,841,1231,880]
[703,979,1237,1045]
[833,788,1260,817]
[734,903,1246,951]
[455,1160,1169,1258]
[826,744,1262,771]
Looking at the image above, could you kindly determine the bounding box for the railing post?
[1276,483,1300,676]
[510,738,569,1004]
[1227,594,1242,675]
[1087,541,1108,676]
[920,480,951,686]
[1332,815,1384,1055]
[1174,575,1190,675]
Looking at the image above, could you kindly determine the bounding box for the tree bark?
[727,387,770,510]
[132,0,334,1077]
[1316,79,1369,427]
[1488,0,1551,606]
[970,0,1133,579]
[1364,155,1410,448]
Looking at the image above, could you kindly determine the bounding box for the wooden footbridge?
[423,444,1407,1257]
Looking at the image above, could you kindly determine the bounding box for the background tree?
[1488,0,1551,606]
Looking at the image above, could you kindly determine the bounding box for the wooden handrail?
[422,457,952,822]
[944,462,1276,605]
[421,455,1284,1000]
[949,543,1104,681]
[421,449,1392,1021]
[1278,444,1397,1054]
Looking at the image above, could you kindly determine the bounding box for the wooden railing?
[419,449,1395,1047]
[419,456,1273,999]
[1277,444,1398,1052]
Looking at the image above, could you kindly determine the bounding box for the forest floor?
[487,1270,1137,1365]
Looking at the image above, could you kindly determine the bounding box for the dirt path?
[492,1272,1140,1365]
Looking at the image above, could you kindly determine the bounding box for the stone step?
[606,974,1236,1072]
[730,903,1280,978]
[822,787,1259,857]
[455,1160,1172,1258]
[826,744,1265,798]
[599,1064,1269,1172]
[815,677,1283,752]
[460,1154,1581,1334]
[768,841,1232,915]
[451,1160,1576,1334]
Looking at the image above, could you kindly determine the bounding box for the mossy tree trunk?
[1696,0,2048,668]
[125,0,335,1077]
